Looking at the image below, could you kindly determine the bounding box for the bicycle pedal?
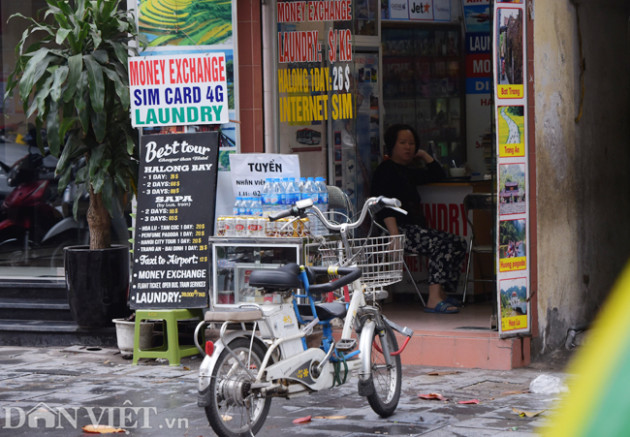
[336,338,357,351]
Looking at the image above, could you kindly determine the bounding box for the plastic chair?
[132,308,203,366]
[461,193,496,304]
[401,254,427,307]
[371,219,427,307]
[326,185,354,224]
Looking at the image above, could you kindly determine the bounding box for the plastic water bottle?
[304,177,318,203]
[303,177,320,235]
[298,177,308,200]
[251,196,263,217]
[239,196,247,215]
[245,196,252,215]
[263,178,280,216]
[232,196,242,216]
[287,177,300,206]
[315,177,329,234]
[270,178,282,215]
[243,197,250,216]
[261,178,273,217]
[279,177,289,208]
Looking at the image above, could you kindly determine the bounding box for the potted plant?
[4,0,142,327]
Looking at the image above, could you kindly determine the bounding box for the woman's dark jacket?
[370,159,444,228]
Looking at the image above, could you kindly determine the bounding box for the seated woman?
[371,124,467,314]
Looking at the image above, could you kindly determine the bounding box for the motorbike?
[0,129,130,270]
[0,140,65,267]
[43,177,131,256]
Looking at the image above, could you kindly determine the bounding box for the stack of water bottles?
[216,176,329,238]
[232,196,263,217]
[259,176,329,236]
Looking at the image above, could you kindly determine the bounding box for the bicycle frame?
[198,267,382,397]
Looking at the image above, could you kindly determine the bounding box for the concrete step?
[0,319,116,347]
[0,279,97,346]
[0,299,72,321]
[396,328,530,370]
[0,279,70,322]
[0,279,67,300]
[381,298,530,370]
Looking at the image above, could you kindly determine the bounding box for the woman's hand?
[416,149,434,163]
[384,217,399,235]
[384,217,403,253]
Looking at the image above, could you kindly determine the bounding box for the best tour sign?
[130,132,219,309]
[128,53,229,127]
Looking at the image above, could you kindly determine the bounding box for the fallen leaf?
[312,415,347,420]
[221,414,233,422]
[501,389,530,396]
[292,415,312,424]
[418,393,447,401]
[82,424,125,434]
[458,399,480,404]
[426,371,461,376]
[512,407,545,418]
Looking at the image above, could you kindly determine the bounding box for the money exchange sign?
[128,53,229,127]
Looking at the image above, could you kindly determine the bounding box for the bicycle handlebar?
[268,199,313,221]
[306,265,362,295]
[269,196,407,233]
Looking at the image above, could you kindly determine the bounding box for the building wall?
[533,0,630,353]
[237,0,264,153]
[239,0,630,357]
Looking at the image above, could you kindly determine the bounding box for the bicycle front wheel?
[366,324,402,417]
[204,338,271,437]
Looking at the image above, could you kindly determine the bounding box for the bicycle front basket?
[318,234,405,291]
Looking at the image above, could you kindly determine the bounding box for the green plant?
[4,0,141,249]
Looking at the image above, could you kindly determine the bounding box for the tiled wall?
[237,0,264,153]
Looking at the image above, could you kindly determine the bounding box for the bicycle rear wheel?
[204,338,271,437]
[366,324,402,417]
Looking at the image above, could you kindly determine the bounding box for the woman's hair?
[383,124,420,156]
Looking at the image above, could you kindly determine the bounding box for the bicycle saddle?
[297,302,347,321]
[249,262,301,291]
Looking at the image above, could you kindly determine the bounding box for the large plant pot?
[65,245,131,328]
[113,318,154,359]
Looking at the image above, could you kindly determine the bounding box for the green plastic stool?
[132,308,203,366]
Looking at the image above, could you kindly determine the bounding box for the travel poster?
[499,163,526,215]
[497,105,525,157]
[498,218,526,272]
[136,0,233,48]
[499,276,528,333]
[463,1,491,33]
[496,7,524,99]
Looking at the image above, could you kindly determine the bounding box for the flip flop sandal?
[444,296,464,308]
[424,300,460,314]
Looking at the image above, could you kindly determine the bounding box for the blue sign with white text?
[466,32,492,54]
[466,77,491,94]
